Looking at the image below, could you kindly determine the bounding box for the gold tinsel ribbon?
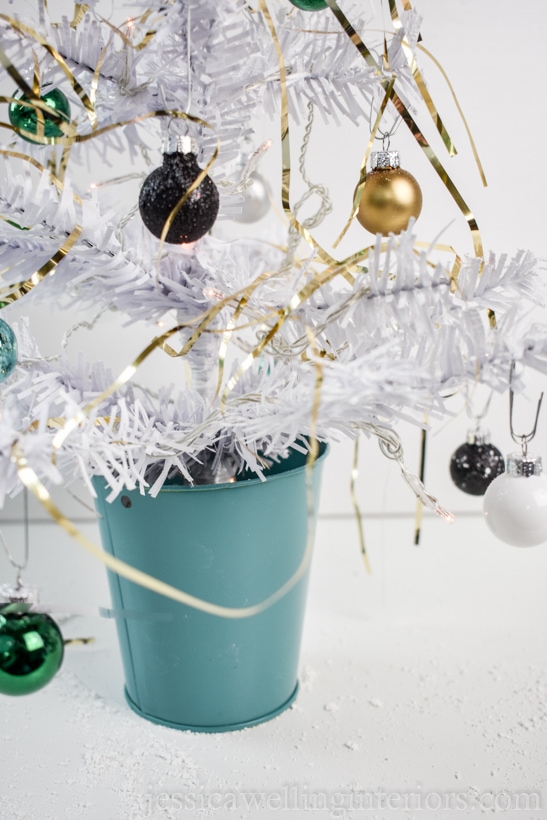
[388,0,456,157]
[12,444,320,618]
[0,106,219,303]
[350,438,371,574]
[0,7,324,614]
[1,2,475,601]
[323,0,484,261]
[0,17,97,131]
[13,324,326,617]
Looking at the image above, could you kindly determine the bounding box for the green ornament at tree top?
[8,87,71,144]
[288,0,328,10]
[0,611,64,695]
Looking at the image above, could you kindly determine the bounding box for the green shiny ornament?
[0,611,64,695]
[8,87,71,144]
[0,318,17,383]
[288,0,328,9]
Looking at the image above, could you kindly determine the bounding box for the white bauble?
[483,454,547,547]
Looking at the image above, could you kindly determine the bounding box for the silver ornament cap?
[0,582,39,604]
[467,429,490,446]
[506,452,543,477]
[162,134,198,155]
[370,150,400,170]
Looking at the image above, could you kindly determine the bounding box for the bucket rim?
[92,442,329,496]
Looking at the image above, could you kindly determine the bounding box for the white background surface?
[1,0,547,818]
[2,514,547,819]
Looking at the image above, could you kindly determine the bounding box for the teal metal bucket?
[93,445,327,732]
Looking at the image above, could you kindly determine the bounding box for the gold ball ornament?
[356,150,422,236]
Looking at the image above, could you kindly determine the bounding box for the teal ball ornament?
[0,318,17,383]
[9,87,71,144]
[0,612,64,696]
[288,0,328,9]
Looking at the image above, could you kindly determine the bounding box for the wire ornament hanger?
[509,362,544,458]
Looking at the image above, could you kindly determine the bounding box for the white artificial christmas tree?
[0,0,544,509]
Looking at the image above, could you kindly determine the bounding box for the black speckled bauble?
[139,149,219,244]
[450,432,505,496]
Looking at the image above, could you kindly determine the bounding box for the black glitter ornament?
[450,430,505,496]
[139,136,219,244]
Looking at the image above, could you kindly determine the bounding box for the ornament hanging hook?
[509,361,544,457]
[465,383,493,432]
[0,488,30,593]
[369,96,402,152]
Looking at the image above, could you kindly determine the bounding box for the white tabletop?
[1,512,546,819]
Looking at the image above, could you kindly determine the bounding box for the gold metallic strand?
[31,50,45,144]
[0,107,215,148]
[71,4,90,27]
[56,143,72,184]
[95,10,157,52]
[398,40,457,157]
[303,328,324,573]
[221,256,365,403]
[389,0,422,41]
[324,0,484,259]
[417,43,487,187]
[14,445,318,618]
[89,37,112,112]
[414,426,427,545]
[333,76,396,248]
[0,149,82,201]
[0,94,77,143]
[0,223,83,305]
[0,17,98,129]
[157,139,220,261]
[350,437,372,573]
[258,0,355,284]
[51,323,191,450]
[215,294,252,399]
[64,637,95,645]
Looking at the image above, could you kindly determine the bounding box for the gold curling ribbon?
[0,106,218,302]
[323,0,484,260]
[219,232,430,403]
[389,0,421,42]
[333,75,396,248]
[0,106,218,148]
[30,51,46,144]
[350,437,371,573]
[12,445,319,619]
[0,94,77,143]
[51,271,282,451]
[0,8,159,146]
[414,426,427,545]
[389,0,486,185]
[95,9,158,52]
[89,37,112,116]
[387,0,458,155]
[0,150,84,304]
[156,135,220,262]
[70,4,90,27]
[0,223,83,305]
[64,637,95,645]
[258,0,356,286]
[0,16,98,130]
[416,43,487,187]
[221,259,352,404]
